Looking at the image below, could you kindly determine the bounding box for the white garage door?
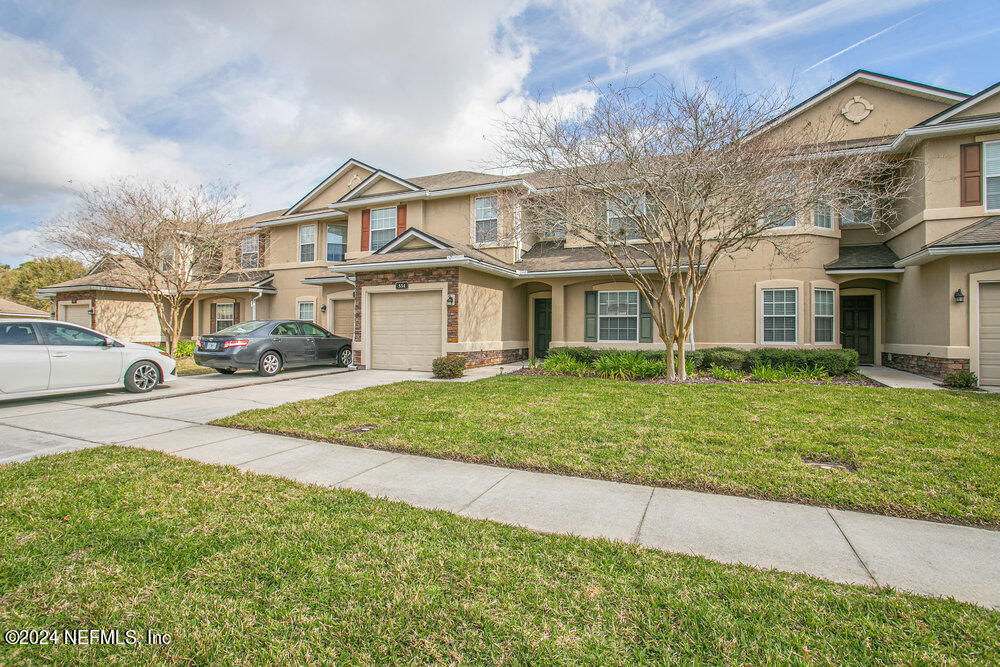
[370,290,442,371]
[63,304,91,327]
[980,283,1000,386]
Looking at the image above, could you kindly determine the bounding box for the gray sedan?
[193,319,353,376]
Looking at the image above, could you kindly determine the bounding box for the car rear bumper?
[193,350,259,370]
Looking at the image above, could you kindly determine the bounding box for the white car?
[0,318,177,401]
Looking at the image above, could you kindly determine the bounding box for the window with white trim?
[298,301,315,322]
[814,289,835,343]
[839,202,872,226]
[813,205,833,229]
[299,224,316,262]
[762,288,797,343]
[326,223,347,262]
[985,140,1000,211]
[598,290,639,341]
[240,236,259,268]
[474,196,499,244]
[370,207,396,252]
[606,198,644,240]
[765,206,796,228]
[215,303,235,331]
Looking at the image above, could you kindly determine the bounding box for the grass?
[1,447,997,664]
[173,357,212,377]
[216,374,1000,527]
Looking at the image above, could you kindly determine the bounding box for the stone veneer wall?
[451,348,529,368]
[351,267,459,368]
[882,352,970,379]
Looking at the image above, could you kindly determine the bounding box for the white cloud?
[0,227,45,266]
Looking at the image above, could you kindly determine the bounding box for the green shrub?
[541,351,589,377]
[174,340,196,358]
[431,355,465,379]
[701,348,747,371]
[749,361,785,383]
[746,348,857,375]
[593,350,669,380]
[943,369,978,389]
[546,347,597,364]
[709,364,745,382]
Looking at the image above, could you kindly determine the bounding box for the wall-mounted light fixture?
[320,304,327,313]
[954,289,965,304]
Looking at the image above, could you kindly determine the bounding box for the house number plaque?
[395,281,408,290]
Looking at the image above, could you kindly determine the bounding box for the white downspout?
[250,288,264,319]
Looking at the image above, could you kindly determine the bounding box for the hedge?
[432,355,466,379]
[543,346,858,375]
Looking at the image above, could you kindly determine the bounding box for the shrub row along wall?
[547,346,859,375]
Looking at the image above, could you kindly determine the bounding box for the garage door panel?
[370,291,442,371]
[63,304,91,327]
[980,284,1000,386]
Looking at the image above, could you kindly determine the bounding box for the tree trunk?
[676,340,687,381]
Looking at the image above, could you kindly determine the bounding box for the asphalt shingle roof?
[926,216,1000,247]
[0,298,48,316]
[825,244,900,270]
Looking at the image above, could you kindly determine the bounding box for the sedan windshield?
[215,321,268,336]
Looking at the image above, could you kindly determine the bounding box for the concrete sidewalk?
[859,365,1000,393]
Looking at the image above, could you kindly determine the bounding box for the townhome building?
[38,70,1000,384]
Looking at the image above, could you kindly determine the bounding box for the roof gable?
[920,81,1000,126]
[761,70,966,140]
[338,169,422,202]
[376,228,452,254]
[284,158,377,215]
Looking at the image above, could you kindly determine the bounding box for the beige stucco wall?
[300,164,374,211]
[94,293,163,343]
[456,268,527,351]
[953,92,1000,120]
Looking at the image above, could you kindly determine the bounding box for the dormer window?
[240,236,259,269]
[474,196,499,244]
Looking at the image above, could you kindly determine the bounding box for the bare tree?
[43,179,245,356]
[495,77,912,379]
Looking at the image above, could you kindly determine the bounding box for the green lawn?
[216,374,1000,527]
[1,447,997,664]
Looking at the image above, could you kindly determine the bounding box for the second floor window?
[839,201,872,226]
[765,206,796,228]
[986,141,1000,211]
[370,207,396,252]
[813,205,833,229]
[299,224,316,262]
[240,236,259,269]
[607,198,644,240]
[474,196,499,244]
[326,224,347,262]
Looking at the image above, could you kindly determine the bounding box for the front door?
[533,298,552,358]
[841,295,875,365]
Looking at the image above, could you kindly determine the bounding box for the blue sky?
[1,0,997,267]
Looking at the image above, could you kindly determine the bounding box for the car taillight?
[223,339,250,349]
[196,338,203,349]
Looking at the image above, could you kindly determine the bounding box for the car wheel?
[215,368,237,375]
[257,351,282,376]
[338,346,353,367]
[124,360,160,393]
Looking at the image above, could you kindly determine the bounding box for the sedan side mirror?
[102,337,117,347]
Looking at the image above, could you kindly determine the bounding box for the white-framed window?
[765,206,796,228]
[240,236,259,269]
[598,290,639,342]
[297,301,315,322]
[606,198,644,240]
[370,206,396,252]
[813,205,833,229]
[839,203,872,226]
[762,288,797,343]
[326,223,347,262]
[474,196,499,244]
[299,224,316,262]
[985,140,1000,211]
[215,303,235,331]
[814,288,835,343]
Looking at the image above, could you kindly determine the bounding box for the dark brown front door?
[841,295,875,365]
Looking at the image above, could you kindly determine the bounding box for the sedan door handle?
[52,352,68,358]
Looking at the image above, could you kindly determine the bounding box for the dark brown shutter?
[396,204,407,236]
[961,143,982,207]
[209,303,217,333]
[361,209,371,251]
[233,301,240,324]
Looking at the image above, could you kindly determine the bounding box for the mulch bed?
[509,368,882,387]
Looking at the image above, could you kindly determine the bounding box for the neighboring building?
[0,298,48,319]
[37,70,1000,384]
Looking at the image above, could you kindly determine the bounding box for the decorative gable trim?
[284,158,378,215]
[756,70,967,136]
[377,228,452,254]
[338,169,422,202]
[920,81,1000,127]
